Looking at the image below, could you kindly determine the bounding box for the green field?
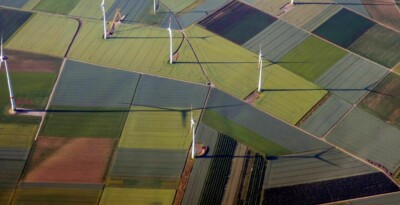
[68,19,207,83]
[118,106,199,149]
[99,187,175,205]
[279,36,347,82]
[69,0,116,19]
[13,187,102,205]
[34,0,80,15]
[161,0,196,12]
[349,24,400,68]
[41,106,128,138]
[6,13,78,57]
[254,65,327,124]
[203,110,290,155]
[0,123,37,147]
[0,8,32,43]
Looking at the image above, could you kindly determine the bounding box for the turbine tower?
[168,17,173,64]
[153,0,156,14]
[191,107,196,159]
[291,0,295,5]
[0,38,17,111]
[257,45,263,93]
[101,0,107,39]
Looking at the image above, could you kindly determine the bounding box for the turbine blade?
[1,36,3,59]
[0,61,2,71]
[169,16,171,29]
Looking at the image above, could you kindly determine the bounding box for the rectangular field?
[0,8,32,42]
[13,187,102,205]
[0,123,38,148]
[315,53,388,103]
[69,0,116,19]
[301,5,343,32]
[51,60,140,108]
[204,88,331,155]
[362,0,400,31]
[109,148,186,178]
[349,24,400,68]
[0,0,30,8]
[300,95,352,137]
[33,0,80,15]
[359,72,400,129]
[23,137,115,184]
[264,148,377,189]
[68,19,207,84]
[243,20,310,62]
[254,64,327,124]
[6,13,78,57]
[40,106,128,138]
[118,106,199,150]
[326,107,400,173]
[132,74,208,109]
[278,36,348,82]
[312,8,375,48]
[198,1,277,45]
[99,187,175,205]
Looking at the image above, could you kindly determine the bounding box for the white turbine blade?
[169,16,172,30]
[1,37,3,60]
[101,0,105,7]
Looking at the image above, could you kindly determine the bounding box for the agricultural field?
[203,88,330,155]
[326,107,400,173]
[33,0,80,15]
[12,187,102,205]
[198,1,277,45]
[0,8,32,43]
[243,19,310,62]
[244,154,266,205]
[281,3,341,30]
[349,24,400,68]
[348,192,400,205]
[359,72,400,129]
[51,60,140,108]
[198,134,237,205]
[6,13,78,57]
[240,0,289,16]
[161,0,197,13]
[118,106,199,150]
[333,0,370,17]
[23,137,115,184]
[300,95,352,137]
[176,0,230,28]
[312,8,376,48]
[315,53,388,103]
[99,187,175,205]
[0,0,30,8]
[362,0,400,31]
[278,36,348,82]
[254,64,327,124]
[69,0,116,19]
[264,148,377,189]
[68,19,207,84]
[263,172,399,205]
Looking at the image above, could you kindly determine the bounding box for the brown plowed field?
[362,0,400,31]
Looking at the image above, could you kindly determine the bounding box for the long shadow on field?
[266,148,338,166]
[198,154,254,159]
[176,61,308,65]
[296,1,397,6]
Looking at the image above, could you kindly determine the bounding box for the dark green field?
[313,8,375,48]
[34,0,80,15]
[0,8,32,42]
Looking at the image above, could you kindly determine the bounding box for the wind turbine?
[167,17,173,64]
[0,37,17,112]
[257,45,263,93]
[191,106,196,159]
[101,0,107,39]
[153,0,156,14]
[291,0,295,5]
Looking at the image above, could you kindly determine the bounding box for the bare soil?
[4,49,62,73]
[362,0,400,31]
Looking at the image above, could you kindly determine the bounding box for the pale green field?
[22,0,41,9]
[99,187,175,205]
[394,63,400,74]
[161,0,197,12]
[69,0,116,19]
[187,26,326,124]
[6,13,78,57]
[0,123,38,148]
[68,19,207,83]
[118,106,200,149]
[255,65,327,124]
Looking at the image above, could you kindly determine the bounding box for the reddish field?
[4,49,62,73]
[362,0,400,31]
[23,137,115,184]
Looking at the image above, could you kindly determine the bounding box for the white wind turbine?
[257,45,263,93]
[101,0,108,39]
[167,17,173,64]
[0,37,17,112]
[191,106,196,159]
